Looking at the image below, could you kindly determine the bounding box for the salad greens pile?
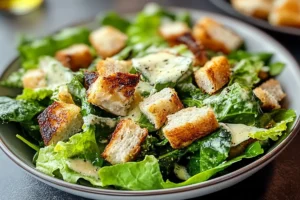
[0,4,297,190]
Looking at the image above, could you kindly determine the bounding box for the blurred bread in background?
[231,0,274,19]
[269,0,300,27]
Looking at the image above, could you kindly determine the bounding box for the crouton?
[163,107,219,149]
[89,26,127,58]
[102,119,148,164]
[38,101,83,146]
[97,58,132,77]
[87,73,139,116]
[269,0,300,27]
[231,0,274,19]
[55,44,93,71]
[84,71,99,89]
[253,79,285,110]
[174,33,208,66]
[22,69,46,89]
[253,87,280,110]
[139,88,183,129]
[159,22,190,44]
[194,56,231,94]
[259,79,286,101]
[193,17,243,53]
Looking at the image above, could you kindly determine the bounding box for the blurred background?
[0,0,299,200]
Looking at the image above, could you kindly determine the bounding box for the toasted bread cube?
[253,87,280,110]
[22,69,46,89]
[102,119,148,164]
[55,44,93,71]
[253,79,285,110]
[193,17,243,53]
[159,22,190,43]
[97,58,132,77]
[231,0,273,19]
[269,0,300,27]
[194,56,230,94]
[139,88,183,129]
[38,101,83,146]
[89,26,127,58]
[259,79,286,101]
[84,71,99,89]
[87,73,139,116]
[163,107,219,149]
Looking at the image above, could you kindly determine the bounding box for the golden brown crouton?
[269,0,300,27]
[89,26,127,58]
[139,88,183,129]
[194,56,231,94]
[38,101,83,146]
[174,33,208,66]
[193,17,243,53]
[22,69,46,89]
[102,119,148,164]
[55,44,93,71]
[84,71,99,89]
[231,0,274,19]
[253,79,285,110]
[96,58,132,77]
[159,22,190,44]
[87,73,140,116]
[163,107,219,149]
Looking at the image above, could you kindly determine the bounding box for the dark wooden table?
[0,0,299,199]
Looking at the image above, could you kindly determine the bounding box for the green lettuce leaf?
[269,62,285,76]
[100,12,131,32]
[250,109,296,141]
[187,128,231,176]
[228,50,273,64]
[203,83,260,124]
[67,73,95,116]
[0,97,44,122]
[99,155,164,190]
[137,113,156,132]
[16,88,53,101]
[229,59,263,88]
[36,126,102,186]
[163,141,264,188]
[16,134,40,152]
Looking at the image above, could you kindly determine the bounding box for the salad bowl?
[0,7,300,200]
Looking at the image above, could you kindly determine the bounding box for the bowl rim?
[209,0,300,36]
[1,7,300,196]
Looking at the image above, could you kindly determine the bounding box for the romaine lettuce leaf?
[229,59,263,88]
[36,126,102,186]
[163,141,264,188]
[187,128,231,176]
[203,83,260,124]
[16,134,40,152]
[0,97,44,122]
[228,50,273,64]
[250,109,296,141]
[269,62,285,76]
[99,155,164,190]
[16,88,53,101]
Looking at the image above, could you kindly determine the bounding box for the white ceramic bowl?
[0,8,300,200]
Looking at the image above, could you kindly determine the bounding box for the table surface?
[0,0,300,200]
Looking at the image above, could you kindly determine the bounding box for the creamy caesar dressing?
[222,123,266,146]
[39,56,73,88]
[132,52,192,85]
[83,114,117,128]
[174,163,191,181]
[67,159,99,179]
